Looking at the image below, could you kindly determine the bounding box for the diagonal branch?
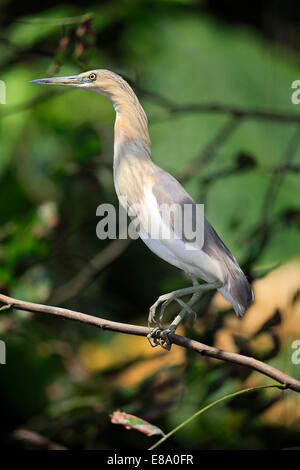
[13,428,68,450]
[176,115,242,181]
[47,239,132,305]
[1,293,300,393]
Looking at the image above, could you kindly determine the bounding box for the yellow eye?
[89,73,96,81]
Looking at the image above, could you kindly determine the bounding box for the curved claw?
[187,309,197,323]
[158,298,173,324]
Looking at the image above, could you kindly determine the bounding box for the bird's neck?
[110,88,152,165]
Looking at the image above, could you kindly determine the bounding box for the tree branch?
[47,239,132,305]
[149,101,300,125]
[13,428,68,450]
[176,115,242,181]
[1,293,300,393]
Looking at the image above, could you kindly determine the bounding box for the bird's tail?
[217,261,254,317]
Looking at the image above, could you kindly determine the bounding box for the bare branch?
[149,101,300,125]
[13,428,67,450]
[1,293,300,393]
[47,239,132,304]
[244,124,300,268]
[176,115,242,181]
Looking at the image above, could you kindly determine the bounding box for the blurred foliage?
[0,0,299,450]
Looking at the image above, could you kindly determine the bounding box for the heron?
[32,69,254,350]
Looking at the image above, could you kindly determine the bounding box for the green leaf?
[110,410,165,437]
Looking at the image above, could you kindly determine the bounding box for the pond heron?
[32,69,254,350]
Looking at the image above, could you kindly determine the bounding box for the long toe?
[148,293,176,326]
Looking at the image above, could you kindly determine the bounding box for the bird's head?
[31,69,138,111]
[31,69,131,102]
[31,68,148,134]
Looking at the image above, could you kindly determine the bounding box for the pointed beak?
[30,75,84,87]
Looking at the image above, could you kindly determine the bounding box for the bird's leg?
[157,273,199,325]
[158,292,201,350]
[148,278,220,326]
[147,279,221,349]
[158,296,195,325]
[148,280,198,327]
[148,289,197,328]
[147,291,201,349]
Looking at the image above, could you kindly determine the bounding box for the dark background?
[0,0,299,450]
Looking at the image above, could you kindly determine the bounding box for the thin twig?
[177,115,242,181]
[2,87,300,127]
[13,428,67,450]
[47,239,131,304]
[244,124,300,267]
[149,101,300,125]
[1,293,300,393]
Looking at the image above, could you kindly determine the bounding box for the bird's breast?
[113,148,156,211]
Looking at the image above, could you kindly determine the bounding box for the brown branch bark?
[1,292,300,393]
